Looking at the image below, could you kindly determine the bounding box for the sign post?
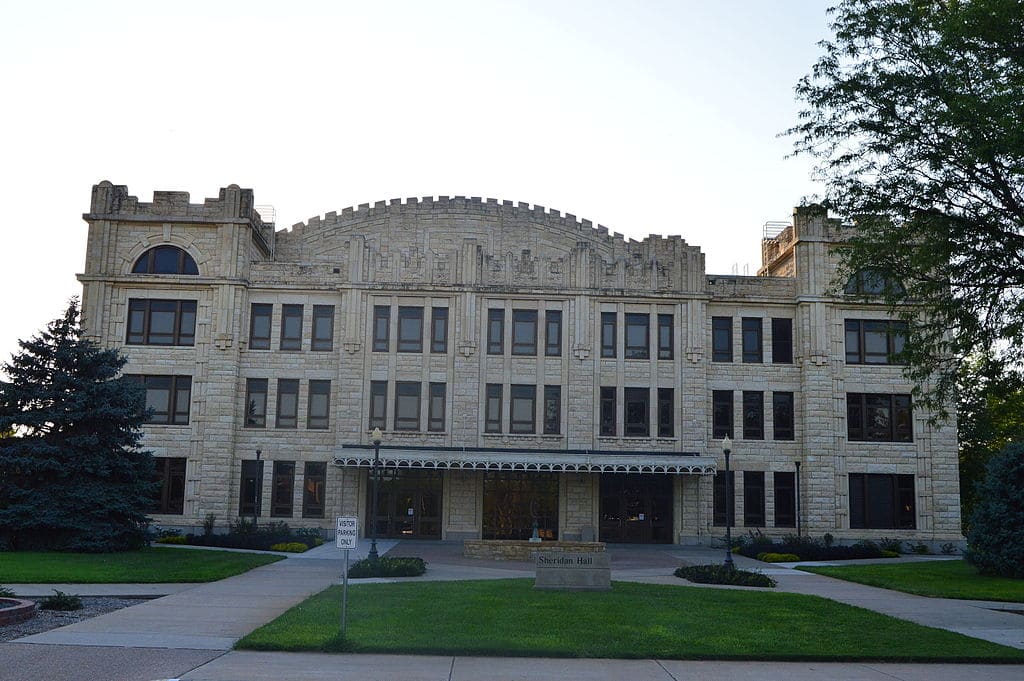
[335,516,359,635]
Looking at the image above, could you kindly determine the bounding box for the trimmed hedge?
[673,565,776,588]
[269,542,309,553]
[757,552,800,563]
[735,533,884,561]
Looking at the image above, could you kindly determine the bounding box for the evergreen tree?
[0,299,154,551]
[965,442,1024,578]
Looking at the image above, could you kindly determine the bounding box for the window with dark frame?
[152,457,186,514]
[743,391,764,440]
[847,393,913,442]
[125,374,192,425]
[544,310,562,356]
[302,462,326,518]
[509,384,536,433]
[307,380,330,429]
[311,305,335,351]
[372,305,390,352]
[369,381,387,429]
[845,319,908,364]
[657,387,674,438]
[280,304,303,351]
[430,307,449,353]
[271,461,295,517]
[844,269,906,296]
[394,381,421,431]
[849,473,915,529]
[712,317,732,362]
[772,391,795,440]
[712,470,734,526]
[624,387,650,437]
[249,303,272,350]
[428,382,446,432]
[276,379,299,429]
[600,386,616,436]
[624,313,650,359]
[743,471,766,526]
[244,378,268,428]
[487,309,505,355]
[485,384,503,433]
[657,314,673,360]
[543,385,561,435]
[742,317,763,363]
[239,459,263,516]
[132,245,199,275]
[774,472,796,527]
[771,318,793,364]
[601,312,616,358]
[712,390,733,439]
[397,306,424,353]
[127,299,196,346]
[511,310,538,355]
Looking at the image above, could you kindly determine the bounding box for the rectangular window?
[428,382,446,432]
[743,391,764,440]
[847,393,913,442]
[713,470,734,527]
[772,391,795,440]
[487,309,505,355]
[657,314,673,360]
[512,310,538,355]
[845,319,908,364]
[307,380,330,429]
[509,384,536,433]
[744,471,766,526]
[430,307,449,353]
[742,317,763,363]
[126,374,192,425]
[244,378,268,428]
[712,390,733,439]
[373,305,390,352]
[544,310,562,357]
[849,473,916,529]
[771,318,793,364]
[485,384,503,433]
[127,299,197,346]
[600,386,616,436]
[712,317,732,362]
[601,312,616,358]
[271,461,295,517]
[369,381,387,429]
[394,381,421,431]
[152,457,186,514]
[624,387,650,437]
[302,461,326,518]
[657,387,674,438]
[239,459,263,516]
[280,304,303,351]
[311,305,335,351]
[397,306,423,353]
[543,385,561,435]
[276,379,299,429]
[249,303,272,350]
[774,472,796,528]
[624,313,650,359]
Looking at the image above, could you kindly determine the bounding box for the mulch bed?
[0,597,148,642]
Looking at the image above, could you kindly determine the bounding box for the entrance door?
[599,474,673,543]
[367,469,442,539]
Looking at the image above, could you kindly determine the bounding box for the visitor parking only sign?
[336,516,358,550]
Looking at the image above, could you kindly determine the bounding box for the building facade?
[78,182,962,544]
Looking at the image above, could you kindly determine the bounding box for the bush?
[881,550,901,558]
[965,443,1024,578]
[877,537,904,553]
[39,590,82,611]
[757,552,800,563]
[673,565,776,588]
[909,542,931,555]
[202,513,217,537]
[293,527,325,547]
[269,542,309,553]
[155,535,187,544]
[348,556,427,578]
[940,542,957,555]
[183,520,314,551]
[0,586,15,598]
[734,533,884,561]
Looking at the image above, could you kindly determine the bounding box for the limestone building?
[78,182,962,544]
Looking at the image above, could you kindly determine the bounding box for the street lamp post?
[368,428,383,560]
[722,436,735,569]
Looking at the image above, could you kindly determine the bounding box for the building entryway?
[482,471,559,540]
[366,469,442,539]
[599,473,673,543]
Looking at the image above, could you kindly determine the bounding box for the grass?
[800,559,1024,602]
[0,546,283,583]
[237,579,1024,661]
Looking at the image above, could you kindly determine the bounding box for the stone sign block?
[534,551,611,591]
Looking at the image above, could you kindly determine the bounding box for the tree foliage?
[789,0,1024,410]
[0,299,154,551]
[965,442,1024,578]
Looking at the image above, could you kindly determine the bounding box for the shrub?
[823,532,834,548]
[269,542,309,553]
[155,535,187,544]
[673,565,776,588]
[0,586,15,598]
[185,520,307,551]
[39,590,82,611]
[909,542,930,555]
[881,550,901,558]
[757,552,800,563]
[293,527,325,547]
[965,443,1024,578]
[734,533,884,561]
[877,537,904,553]
[202,513,217,537]
[348,556,427,578]
[940,542,957,555]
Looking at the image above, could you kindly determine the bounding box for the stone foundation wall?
[464,540,605,561]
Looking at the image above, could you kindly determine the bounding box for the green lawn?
[800,560,1024,602]
[237,579,1024,661]
[0,547,283,583]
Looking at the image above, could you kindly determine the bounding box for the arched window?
[132,246,199,275]
[844,269,905,296]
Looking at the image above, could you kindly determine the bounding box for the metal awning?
[333,444,716,475]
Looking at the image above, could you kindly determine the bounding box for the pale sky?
[0,0,831,370]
